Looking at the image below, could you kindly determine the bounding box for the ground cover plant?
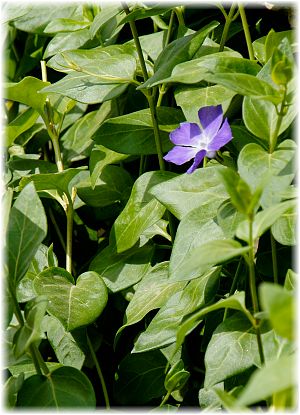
[3,1,297,410]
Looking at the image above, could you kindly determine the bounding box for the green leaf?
[5,108,39,147]
[165,360,190,393]
[76,166,133,207]
[114,350,167,405]
[117,262,186,334]
[133,268,221,353]
[141,21,219,88]
[271,204,296,245]
[120,6,171,24]
[170,239,250,282]
[204,314,280,387]
[175,84,236,123]
[169,205,225,282]
[14,296,48,358]
[110,171,174,252]
[7,182,47,285]
[4,77,50,117]
[284,269,296,291]
[44,18,91,33]
[217,200,245,239]
[236,354,296,407]
[92,107,184,155]
[61,100,117,165]
[129,30,165,61]
[160,53,258,85]
[253,30,295,64]
[41,54,136,104]
[16,366,96,408]
[89,243,154,293]
[151,165,228,220]
[89,5,125,42]
[42,315,85,369]
[4,373,24,408]
[8,362,62,379]
[33,267,108,331]
[89,144,128,189]
[176,292,253,352]
[259,282,295,341]
[43,29,91,59]
[236,200,296,243]
[3,187,13,238]
[243,61,296,141]
[19,167,86,199]
[238,140,296,208]
[17,244,58,303]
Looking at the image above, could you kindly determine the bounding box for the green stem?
[223,258,243,321]
[139,155,145,176]
[51,135,64,172]
[164,9,175,47]
[66,188,76,275]
[86,333,110,409]
[29,345,42,375]
[238,5,255,60]
[219,4,236,52]
[160,391,171,407]
[269,86,287,153]
[8,280,24,326]
[270,234,278,284]
[48,207,66,252]
[174,6,185,26]
[248,217,265,365]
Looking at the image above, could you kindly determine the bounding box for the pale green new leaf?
[43,29,91,59]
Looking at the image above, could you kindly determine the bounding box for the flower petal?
[198,105,223,138]
[207,118,233,151]
[164,145,198,165]
[186,149,206,174]
[170,122,201,146]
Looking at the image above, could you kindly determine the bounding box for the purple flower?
[164,105,232,174]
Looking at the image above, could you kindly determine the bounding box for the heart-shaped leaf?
[33,267,108,331]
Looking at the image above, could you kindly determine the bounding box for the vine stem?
[270,234,278,284]
[238,5,255,60]
[66,188,76,274]
[160,391,171,407]
[269,85,287,153]
[248,217,265,365]
[86,333,110,409]
[223,258,243,321]
[219,4,237,52]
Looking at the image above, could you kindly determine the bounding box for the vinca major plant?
[2,1,297,411]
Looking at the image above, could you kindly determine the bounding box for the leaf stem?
[238,5,255,60]
[270,233,278,284]
[160,391,171,407]
[66,188,76,275]
[86,332,110,409]
[269,85,288,153]
[248,216,265,365]
[164,9,175,47]
[219,4,237,52]
[223,258,243,321]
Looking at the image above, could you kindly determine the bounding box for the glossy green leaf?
[8,155,57,176]
[236,354,296,407]
[5,108,39,147]
[41,54,136,104]
[243,61,296,141]
[89,243,154,293]
[4,77,50,117]
[7,182,47,285]
[110,171,174,252]
[170,239,250,282]
[117,262,186,334]
[151,165,228,220]
[128,30,165,61]
[133,268,221,353]
[89,5,125,42]
[271,204,296,245]
[120,6,171,24]
[259,282,295,340]
[19,167,86,198]
[236,199,296,243]
[253,30,295,64]
[114,350,167,405]
[61,105,113,165]
[44,18,91,33]
[17,244,58,303]
[176,292,253,352]
[33,267,108,331]
[14,296,48,358]
[141,21,219,88]
[175,84,236,123]
[284,269,296,291]
[204,314,280,387]
[10,5,81,34]
[16,366,96,408]
[4,373,24,408]
[42,315,85,369]
[140,219,171,245]
[3,187,13,239]
[92,107,184,155]
[44,29,91,59]
[169,205,225,281]
[76,166,133,207]
[89,144,128,189]
[161,53,257,84]
[165,360,190,393]
[217,200,245,238]
[238,140,296,208]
